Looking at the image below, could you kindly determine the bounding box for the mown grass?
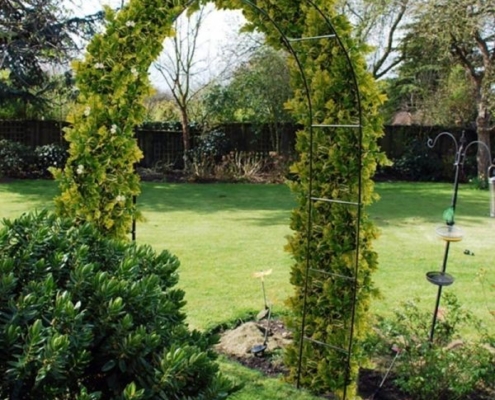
[2,179,492,331]
[1,179,494,398]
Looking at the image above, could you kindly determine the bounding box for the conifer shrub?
[0,211,235,400]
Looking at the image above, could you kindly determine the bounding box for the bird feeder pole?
[426,131,494,342]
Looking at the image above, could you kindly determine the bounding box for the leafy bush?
[192,130,230,158]
[386,141,445,181]
[0,211,236,399]
[0,140,67,178]
[35,143,68,177]
[0,139,37,178]
[365,294,495,400]
[378,138,480,183]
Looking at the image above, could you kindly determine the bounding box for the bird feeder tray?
[435,225,463,242]
[426,271,454,286]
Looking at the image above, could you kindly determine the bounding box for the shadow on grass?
[1,180,489,228]
[371,181,491,226]
[139,183,296,227]
[0,179,59,204]
[0,180,296,227]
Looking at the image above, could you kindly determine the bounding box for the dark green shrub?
[0,139,37,178]
[35,143,68,177]
[365,294,495,400]
[0,211,236,400]
[388,141,445,181]
[192,130,230,159]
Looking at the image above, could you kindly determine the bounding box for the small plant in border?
[364,293,495,400]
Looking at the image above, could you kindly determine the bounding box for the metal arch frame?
[168,2,364,398]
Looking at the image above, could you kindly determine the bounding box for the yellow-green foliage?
[53,0,385,396]
[53,0,182,239]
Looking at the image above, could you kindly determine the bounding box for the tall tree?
[154,5,208,170]
[154,4,257,169]
[380,27,453,123]
[408,0,495,178]
[0,0,102,117]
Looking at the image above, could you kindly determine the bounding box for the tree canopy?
[0,0,102,116]
[203,46,292,124]
[398,0,494,177]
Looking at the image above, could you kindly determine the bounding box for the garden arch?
[54,0,385,398]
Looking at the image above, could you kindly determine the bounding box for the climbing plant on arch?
[53,0,386,398]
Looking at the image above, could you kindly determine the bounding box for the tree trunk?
[181,109,190,172]
[475,100,493,180]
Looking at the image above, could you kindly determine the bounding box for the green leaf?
[101,359,116,372]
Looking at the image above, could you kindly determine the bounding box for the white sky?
[65,0,247,90]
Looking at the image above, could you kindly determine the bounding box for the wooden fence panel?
[0,119,485,168]
[0,120,67,147]
[137,129,184,168]
[0,120,28,144]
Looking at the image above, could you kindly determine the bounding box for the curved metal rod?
[463,140,494,163]
[427,131,459,155]
[221,2,317,390]
[463,140,495,179]
[428,131,495,172]
[154,2,360,398]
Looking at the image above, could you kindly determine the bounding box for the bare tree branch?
[338,0,411,79]
[450,35,482,85]
[473,30,491,69]
[372,1,408,78]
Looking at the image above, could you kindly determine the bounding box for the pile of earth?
[215,318,291,376]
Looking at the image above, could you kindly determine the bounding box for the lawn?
[1,179,494,398]
[1,179,493,329]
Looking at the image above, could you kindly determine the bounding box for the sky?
[65,0,247,90]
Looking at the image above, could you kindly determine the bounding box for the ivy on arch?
[53,0,387,398]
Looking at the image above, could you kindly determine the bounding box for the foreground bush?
[0,211,235,399]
